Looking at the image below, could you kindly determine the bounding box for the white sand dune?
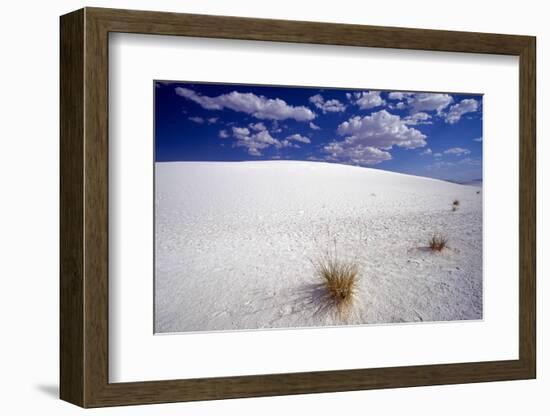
[155,161,482,333]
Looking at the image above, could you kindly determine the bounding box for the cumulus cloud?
[218,129,230,139]
[248,122,267,131]
[388,92,404,100]
[428,160,456,170]
[271,120,282,133]
[388,92,413,100]
[232,127,251,138]
[420,148,433,156]
[336,110,427,150]
[309,94,346,113]
[286,134,311,144]
[347,91,386,109]
[228,124,311,156]
[443,147,471,156]
[176,87,315,121]
[428,156,481,171]
[231,126,280,156]
[445,99,479,124]
[458,157,481,166]
[403,112,432,125]
[474,137,483,142]
[323,142,392,165]
[207,117,218,124]
[321,110,427,166]
[188,116,204,124]
[433,152,442,158]
[408,93,453,114]
[279,139,299,149]
[309,121,321,130]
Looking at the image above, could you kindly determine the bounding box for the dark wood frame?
[60,7,536,408]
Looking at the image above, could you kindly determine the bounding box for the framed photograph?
[60,7,536,408]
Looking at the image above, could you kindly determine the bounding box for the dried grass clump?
[429,234,448,252]
[451,199,460,211]
[314,254,359,316]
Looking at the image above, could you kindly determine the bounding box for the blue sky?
[155,81,483,182]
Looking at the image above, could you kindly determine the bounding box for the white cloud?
[336,110,427,150]
[188,116,204,124]
[279,139,299,148]
[247,148,262,156]
[408,93,453,114]
[433,152,442,158]
[445,99,479,124]
[429,156,481,170]
[309,121,321,130]
[229,125,311,155]
[176,87,316,121]
[207,117,218,124]
[323,142,392,165]
[271,121,282,133]
[286,134,311,144]
[347,91,386,109]
[388,92,404,100]
[218,129,230,139]
[458,157,481,166]
[231,126,281,156]
[388,92,413,101]
[403,112,432,125]
[474,137,483,142]
[428,160,456,169]
[309,94,346,113]
[248,121,290,137]
[232,127,250,138]
[443,147,471,156]
[420,148,433,156]
[322,110,427,166]
[248,122,267,131]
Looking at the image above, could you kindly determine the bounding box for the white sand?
[155,161,482,333]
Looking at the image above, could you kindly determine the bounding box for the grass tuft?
[429,234,448,252]
[314,253,359,316]
[452,199,460,206]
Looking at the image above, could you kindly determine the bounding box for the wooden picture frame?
[60,7,536,408]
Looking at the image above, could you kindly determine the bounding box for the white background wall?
[0,0,545,414]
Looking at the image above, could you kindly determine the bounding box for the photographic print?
[154,81,483,334]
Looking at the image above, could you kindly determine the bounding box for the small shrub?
[452,206,458,212]
[452,199,460,206]
[429,234,448,252]
[476,190,481,194]
[314,254,359,316]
